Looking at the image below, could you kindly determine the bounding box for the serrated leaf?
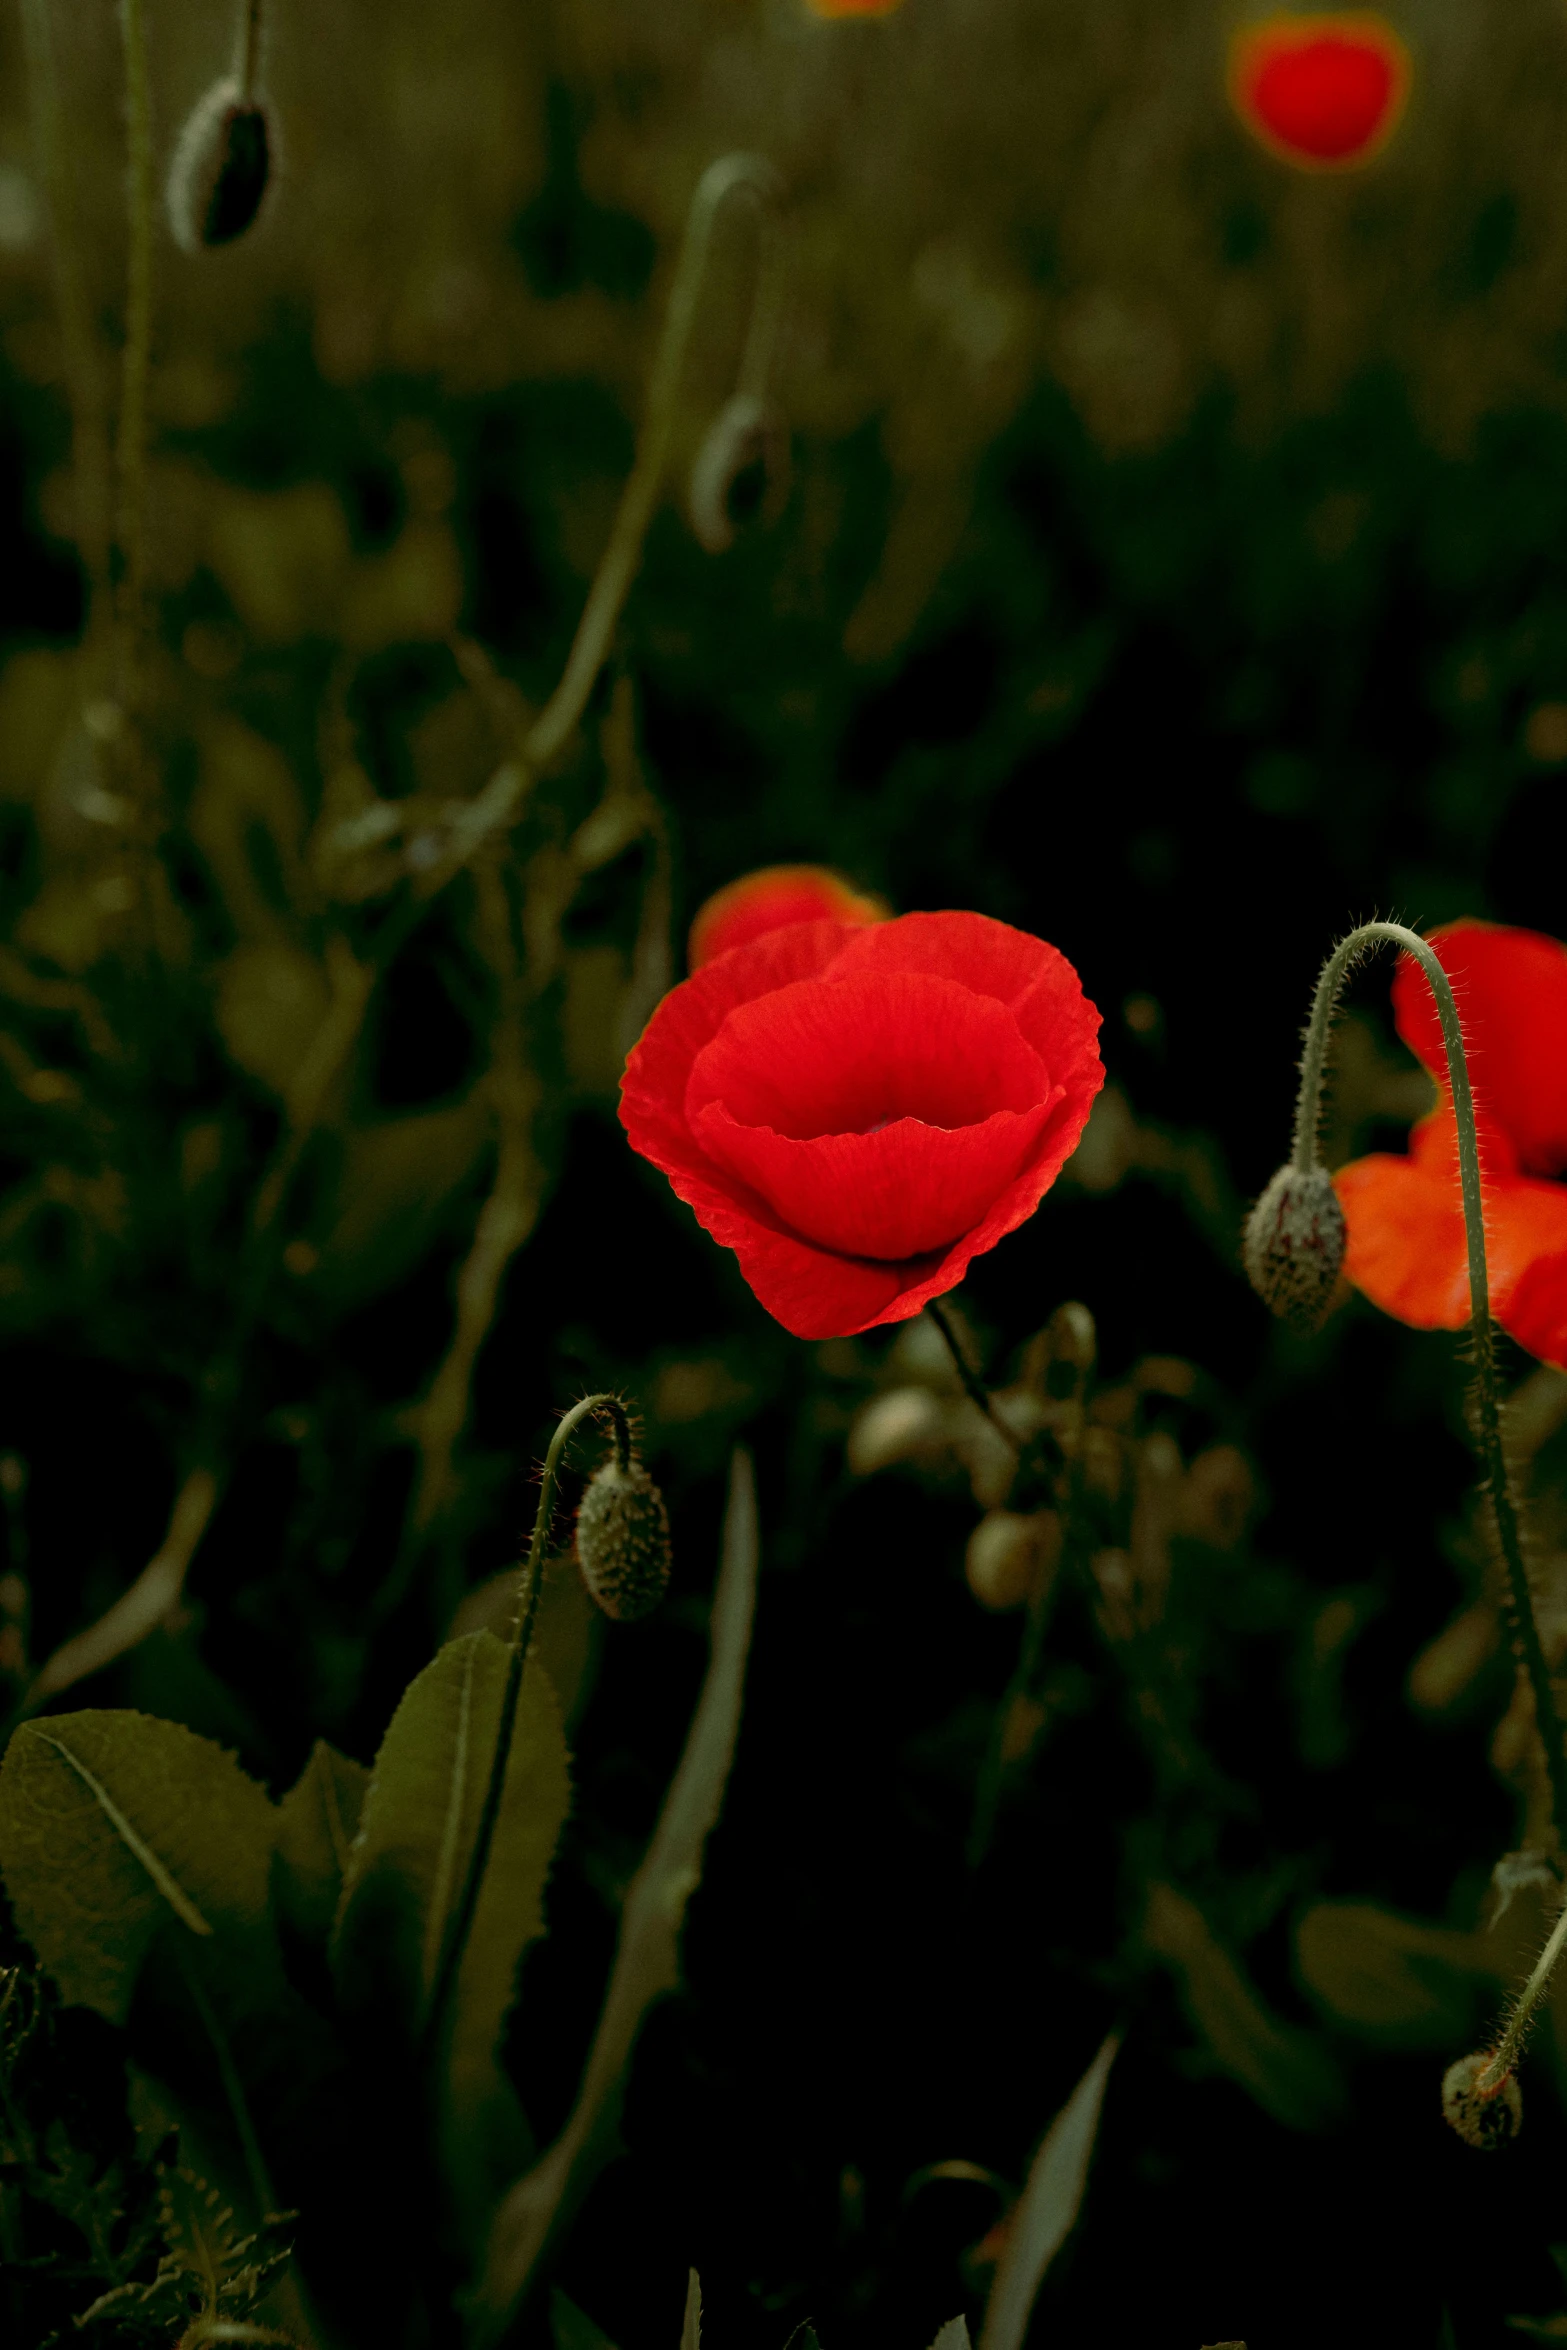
[331,1630,570,2224]
[0,1711,277,2023]
[273,1741,370,1946]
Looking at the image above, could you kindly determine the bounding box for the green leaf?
[273,1741,370,1947]
[978,2037,1117,2350]
[330,1630,570,2219]
[551,2288,621,2350]
[0,1712,277,2024]
[1142,1880,1343,2131]
[1294,1899,1484,2046]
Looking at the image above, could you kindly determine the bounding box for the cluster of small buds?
[1441,2050,1523,2149]
[1242,1165,1347,1334]
[575,1427,673,1623]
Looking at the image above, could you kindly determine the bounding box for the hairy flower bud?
[167,79,273,253]
[575,1454,672,1622]
[688,394,789,555]
[1242,1165,1346,1333]
[1441,2050,1522,2150]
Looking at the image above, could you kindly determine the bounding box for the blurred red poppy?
[1229,13,1411,169]
[621,911,1103,1339]
[806,0,906,15]
[1334,920,1567,1368]
[688,864,886,970]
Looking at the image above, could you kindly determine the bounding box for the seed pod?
[1242,1164,1346,1334]
[575,1454,672,1622]
[167,78,273,253]
[1442,2050,1522,2149]
[688,394,789,555]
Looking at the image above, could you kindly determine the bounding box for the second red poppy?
[1229,13,1411,170]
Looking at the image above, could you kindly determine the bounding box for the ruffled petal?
[1392,921,1567,1178]
[693,1096,1058,1260]
[685,969,1049,1138]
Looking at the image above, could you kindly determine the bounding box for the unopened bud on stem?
[576,1425,672,1622]
[167,79,273,252]
[1442,2050,1522,2149]
[1242,1165,1345,1333]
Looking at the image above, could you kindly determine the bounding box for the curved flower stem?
[1478,1890,1567,2093]
[1292,920,1567,1849]
[236,0,266,96]
[415,151,781,892]
[420,1392,628,2062]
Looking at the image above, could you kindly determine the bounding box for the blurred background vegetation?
[7,1,1567,2344]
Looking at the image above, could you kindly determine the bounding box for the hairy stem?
[1292,919,1567,1848]
[1479,1892,1567,2092]
[420,1393,627,2059]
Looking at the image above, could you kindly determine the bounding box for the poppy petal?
[1391,920,1567,1180]
[685,969,1049,1138]
[693,1098,1059,1261]
[688,865,886,970]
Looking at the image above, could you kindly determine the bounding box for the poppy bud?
[575,1453,672,1622]
[167,78,273,253]
[1441,2051,1522,2150]
[1242,1165,1346,1333]
[688,393,789,555]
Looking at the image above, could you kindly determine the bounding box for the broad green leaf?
[0,1710,277,2023]
[313,1093,492,1311]
[274,1741,370,1946]
[979,2036,1117,2350]
[1143,1880,1342,2131]
[331,1630,570,2221]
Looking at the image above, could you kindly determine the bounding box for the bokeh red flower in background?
[622,910,1103,1339]
[1335,920,1567,1368]
[688,864,887,970]
[1229,12,1411,170]
[805,0,907,16]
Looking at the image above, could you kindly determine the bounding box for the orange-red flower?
[1228,13,1411,170]
[688,865,886,971]
[1334,921,1567,1369]
[805,0,906,15]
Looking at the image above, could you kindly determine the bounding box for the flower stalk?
[1478,1891,1567,2096]
[420,1393,627,2061]
[1282,919,1567,1846]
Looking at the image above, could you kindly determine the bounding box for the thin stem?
[19,0,112,632]
[236,0,265,96]
[420,1393,626,2061]
[413,152,780,895]
[1291,920,1567,1847]
[927,1299,1022,1456]
[115,0,154,716]
[1478,1893,1567,2091]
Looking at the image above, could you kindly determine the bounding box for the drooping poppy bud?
[1441,2051,1522,2150]
[687,864,887,969]
[688,394,790,555]
[1228,14,1411,172]
[1243,1165,1346,1333]
[575,1452,672,1622]
[167,78,274,252]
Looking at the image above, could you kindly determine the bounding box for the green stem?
[1478,1892,1567,2091]
[927,1299,1021,1456]
[236,0,265,95]
[420,1393,628,2061]
[1291,920,1567,1849]
[115,0,154,715]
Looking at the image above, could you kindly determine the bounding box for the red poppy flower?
[1334,920,1567,1369]
[689,865,887,971]
[1229,13,1411,170]
[621,910,1104,1339]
